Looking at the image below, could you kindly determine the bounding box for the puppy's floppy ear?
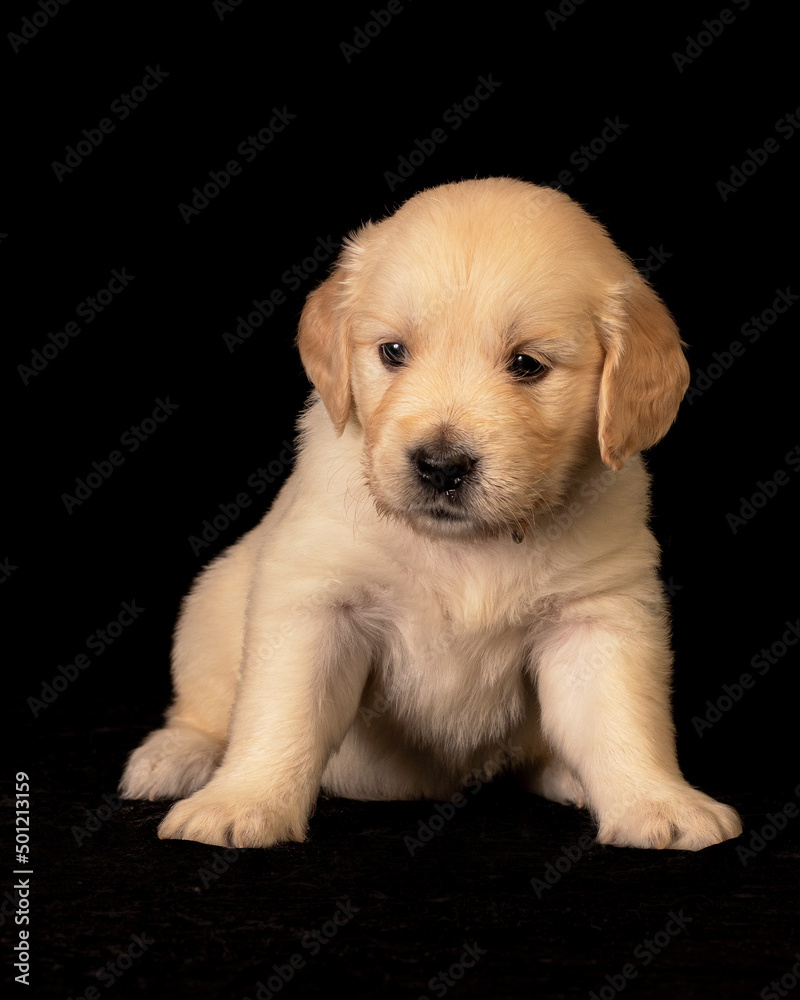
[594,275,690,471]
[296,224,377,435]
[297,269,351,434]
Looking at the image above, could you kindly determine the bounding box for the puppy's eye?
[509,354,547,380]
[380,342,408,368]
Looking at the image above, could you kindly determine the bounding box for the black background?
[4,2,799,998]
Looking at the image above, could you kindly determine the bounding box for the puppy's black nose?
[412,446,476,494]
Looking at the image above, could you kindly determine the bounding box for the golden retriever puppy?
[121,177,742,851]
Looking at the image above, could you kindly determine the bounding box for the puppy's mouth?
[371,476,486,538]
[404,496,531,544]
[401,478,521,540]
[428,505,468,520]
[416,496,473,524]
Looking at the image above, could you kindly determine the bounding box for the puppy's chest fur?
[367,546,545,752]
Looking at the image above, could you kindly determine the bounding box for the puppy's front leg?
[159,579,374,848]
[535,597,742,851]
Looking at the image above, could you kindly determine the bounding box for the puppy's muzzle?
[405,439,527,542]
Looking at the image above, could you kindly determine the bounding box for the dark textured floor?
[8,709,799,1000]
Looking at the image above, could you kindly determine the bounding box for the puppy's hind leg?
[119,725,223,801]
[121,527,261,801]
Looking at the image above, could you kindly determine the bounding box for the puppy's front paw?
[596,786,742,851]
[158,785,309,848]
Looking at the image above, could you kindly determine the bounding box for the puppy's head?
[298,178,689,540]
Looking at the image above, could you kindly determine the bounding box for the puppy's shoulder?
[251,396,377,557]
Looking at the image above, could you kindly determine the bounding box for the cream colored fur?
[120,178,742,851]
